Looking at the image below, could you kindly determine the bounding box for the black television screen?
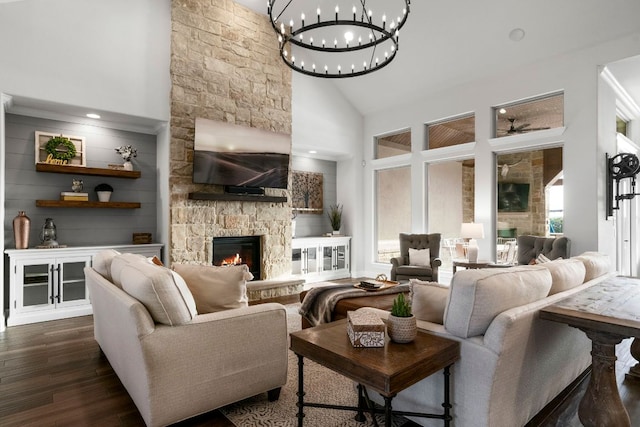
[193,118,291,189]
[498,183,530,212]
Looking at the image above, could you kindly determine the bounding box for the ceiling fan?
[501,118,550,135]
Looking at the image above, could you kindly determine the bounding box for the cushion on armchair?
[119,260,198,326]
[409,248,431,266]
[173,264,253,314]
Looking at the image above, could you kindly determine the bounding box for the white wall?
[360,32,640,278]
[0,0,171,121]
[292,72,364,273]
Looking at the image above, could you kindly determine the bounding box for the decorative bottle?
[13,211,31,249]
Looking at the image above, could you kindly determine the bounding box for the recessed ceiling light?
[499,108,507,114]
[86,113,101,119]
[309,150,317,154]
[509,28,525,42]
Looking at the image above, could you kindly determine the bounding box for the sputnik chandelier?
[268,0,411,78]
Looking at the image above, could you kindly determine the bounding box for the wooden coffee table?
[540,276,640,427]
[290,319,460,426]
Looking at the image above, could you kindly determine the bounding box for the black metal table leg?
[297,354,305,427]
[384,396,393,426]
[443,365,452,427]
[355,384,367,422]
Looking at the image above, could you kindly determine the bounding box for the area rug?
[220,304,410,426]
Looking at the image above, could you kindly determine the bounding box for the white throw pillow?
[410,279,449,324]
[120,261,197,326]
[173,264,253,314]
[409,248,431,267]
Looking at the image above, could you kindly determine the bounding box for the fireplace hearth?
[212,236,261,280]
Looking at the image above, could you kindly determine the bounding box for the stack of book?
[60,192,89,201]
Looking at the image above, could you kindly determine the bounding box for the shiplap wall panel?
[4,114,158,249]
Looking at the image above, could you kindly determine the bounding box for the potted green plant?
[95,183,114,202]
[388,293,417,343]
[327,204,343,234]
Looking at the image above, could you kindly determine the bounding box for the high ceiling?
[237,0,640,116]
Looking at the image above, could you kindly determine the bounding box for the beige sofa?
[365,252,614,427]
[85,250,288,427]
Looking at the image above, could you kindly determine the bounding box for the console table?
[540,275,640,427]
[452,260,489,273]
[290,319,460,426]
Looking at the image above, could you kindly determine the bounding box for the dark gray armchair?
[516,235,571,265]
[390,233,442,282]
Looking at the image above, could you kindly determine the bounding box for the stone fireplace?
[212,236,261,280]
[168,2,293,279]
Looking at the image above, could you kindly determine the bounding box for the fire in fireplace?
[212,236,261,280]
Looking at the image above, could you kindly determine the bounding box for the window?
[428,159,475,271]
[494,92,564,138]
[426,114,475,149]
[617,116,629,136]
[376,166,411,262]
[375,130,411,159]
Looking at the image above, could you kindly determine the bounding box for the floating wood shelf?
[36,163,141,179]
[36,200,141,209]
[188,192,287,203]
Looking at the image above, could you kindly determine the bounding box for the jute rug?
[220,304,411,426]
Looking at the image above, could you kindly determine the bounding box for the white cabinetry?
[292,236,350,281]
[5,244,163,326]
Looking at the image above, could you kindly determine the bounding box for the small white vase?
[97,191,112,202]
[332,230,340,235]
[123,161,133,171]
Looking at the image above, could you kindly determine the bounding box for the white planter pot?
[97,191,112,202]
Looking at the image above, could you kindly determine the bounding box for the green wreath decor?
[45,136,76,161]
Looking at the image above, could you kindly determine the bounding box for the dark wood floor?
[2,309,640,426]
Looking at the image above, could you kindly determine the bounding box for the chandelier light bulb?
[289,19,293,28]
[301,12,305,26]
[283,50,288,57]
[352,5,356,20]
[317,7,321,23]
[301,61,304,69]
[310,36,314,45]
[291,55,295,64]
[344,31,354,43]
[322,39,326,47]
[334,38,338,48]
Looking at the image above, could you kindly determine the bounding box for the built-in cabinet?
[292,236,351,281]
[5,244,163,326]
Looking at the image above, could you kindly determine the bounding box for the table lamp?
[460,222,485,263]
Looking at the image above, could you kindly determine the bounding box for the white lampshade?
[460,223,485,239]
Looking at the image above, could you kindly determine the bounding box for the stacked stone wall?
[169,0,292,278]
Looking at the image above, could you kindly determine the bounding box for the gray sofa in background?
[517,235,570,264]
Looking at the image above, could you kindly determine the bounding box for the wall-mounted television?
[193,118,291,189]
[498,182,530,212]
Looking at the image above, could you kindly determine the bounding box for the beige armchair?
[86,251,288,427]
[390,233,442,282]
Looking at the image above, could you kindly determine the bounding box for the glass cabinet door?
[58,260,89,306]
[306,247,317,274]
[292,248,303,275]
[21,263,52,309]
[323,247,334,271]
[335,245,346,270]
